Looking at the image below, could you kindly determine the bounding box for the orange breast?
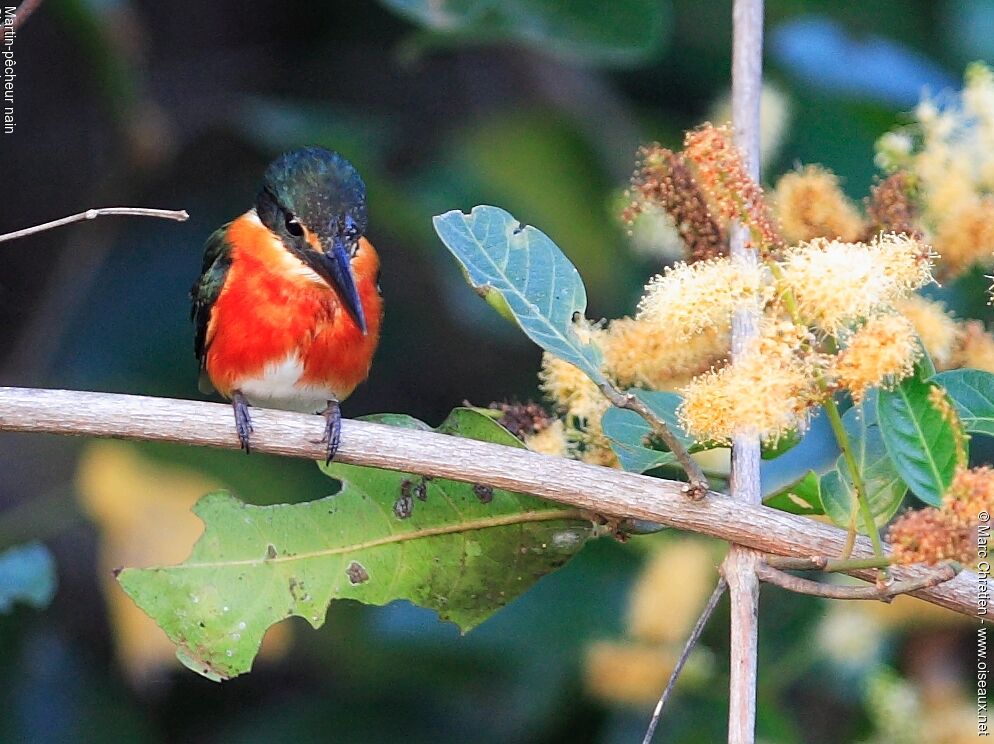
[204,211,382,405]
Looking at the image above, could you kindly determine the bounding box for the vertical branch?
[722,1,764,742]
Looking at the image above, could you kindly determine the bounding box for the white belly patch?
[237,355,333,413]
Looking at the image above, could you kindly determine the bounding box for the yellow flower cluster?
[601,317,729,390]
[535,70,994,467]
[875,62,994,278]
[636,257,768,340]
[678,322,820,445]
[830,315,921,403]
[537,351,618,467]
[895,296,961,369]
[956,321,994,372]
[779,234,934,334]
[774,166,865,244]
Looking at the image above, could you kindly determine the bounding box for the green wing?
[190,225,233,394]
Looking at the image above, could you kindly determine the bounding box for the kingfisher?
[190,147,382,462]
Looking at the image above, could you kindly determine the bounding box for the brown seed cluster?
[488,401,553,440]
[683,123,784,252]
[864,171,921,240]
[626,145,727,262]
[889,466,994,566]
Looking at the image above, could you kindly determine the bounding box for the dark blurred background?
[0,1,987,742]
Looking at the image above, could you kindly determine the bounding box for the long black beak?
[310,237,367,335]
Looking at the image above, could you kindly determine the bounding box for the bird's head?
[255,146,369,334]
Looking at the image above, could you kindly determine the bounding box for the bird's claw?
[233,391,254,454]
[322,399,342,465]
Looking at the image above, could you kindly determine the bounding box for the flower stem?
[767,261,886,561]
[822,396,887,559]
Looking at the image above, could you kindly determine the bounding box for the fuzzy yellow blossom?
[889,466,994,566]
[579,433,620,468]
[774,166,865,243]
[916,138,976,221]
[963,61,994,191]
[523,418,570,458]
[678,323,820,445]
[895,295,962,370]
[933,195,994,278]
[538,352,604,424]
[636,257,767,341]
[831,315,920,403]
[601,317,729,390]
[954,321,994,372]
[873,232,936,292]
[779,235,933,333]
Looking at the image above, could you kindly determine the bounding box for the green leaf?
[601,391,695,473]
[763,471,823,515]
[379,0,667,67]
[433,205,605,383]
[821,405,907,529]
[118,409,591,681]
[761,430,801,460]
[0,541,57,613]
[933,368,994,436]
[877,372,958,506]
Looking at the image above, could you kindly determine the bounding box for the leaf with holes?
[933,368,994,437]
[877,370,958,506]
[118,409,592,681]
[433,205,605,383]
[821,404,907,529]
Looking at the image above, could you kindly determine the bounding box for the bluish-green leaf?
[118,408,590,681]
[379,0,668,67]
[0,541,57,613]
[602,407,676,473]
[933,368,994,436]
[433,205,604,382]
[601,391,695,473]
[821,405,907,529]
[877,373,958,506]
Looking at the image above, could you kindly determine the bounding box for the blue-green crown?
[259,147,367,236]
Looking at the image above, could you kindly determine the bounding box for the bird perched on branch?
[190,147,382,462]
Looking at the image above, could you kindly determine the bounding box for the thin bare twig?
[755,562,960,601]
[0,207,189,243]
[642,577,728,744]
[0,387,980,616]
[596,381,709,497]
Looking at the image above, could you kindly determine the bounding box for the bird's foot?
[321,399,342,465]
[233,391,254,454]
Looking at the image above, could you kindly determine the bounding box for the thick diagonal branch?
[0,386,978,617]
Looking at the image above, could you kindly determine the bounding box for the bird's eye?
[285,215,304,237]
